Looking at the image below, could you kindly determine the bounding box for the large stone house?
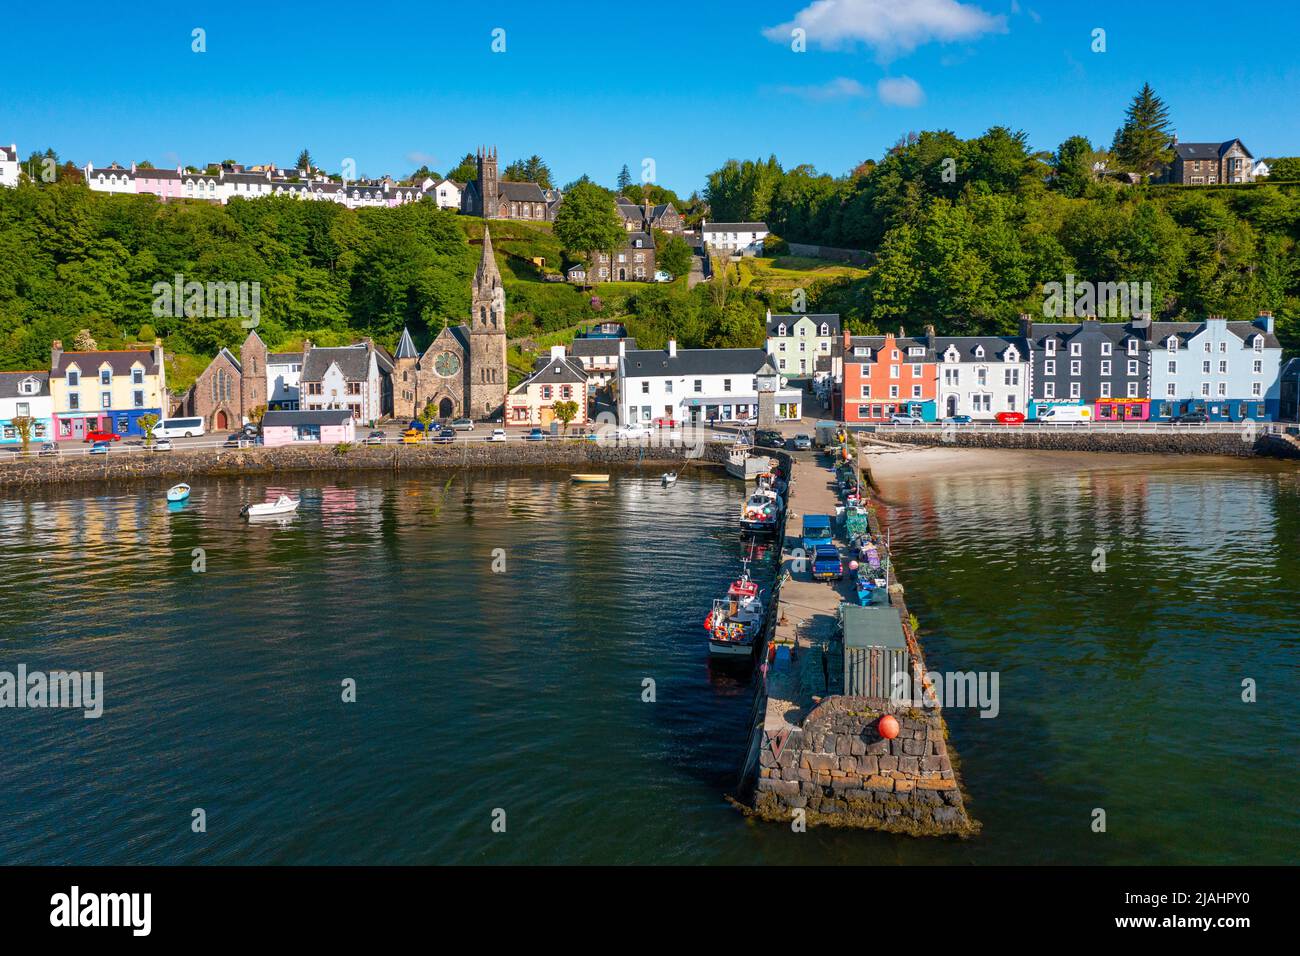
[460,146,555,221]
[1164,139,1255,185]
[616,195,684,234]
[574,231,656,284]
[392,227,509,421]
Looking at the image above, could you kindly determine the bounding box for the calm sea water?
[0,460,1295,864]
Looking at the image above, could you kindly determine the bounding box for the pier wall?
[875,428,1283,458]
[0,441,732,489]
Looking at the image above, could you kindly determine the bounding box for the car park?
[428,427,456,444]
[755,430,785,449]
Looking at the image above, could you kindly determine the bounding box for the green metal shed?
[841,603,913,700]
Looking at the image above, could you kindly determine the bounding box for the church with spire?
[393,227,508,421]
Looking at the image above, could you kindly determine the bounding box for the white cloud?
[406,150,438,166]
[776,76,870,100]
[764,0,1007,61]
[877,76,926,107]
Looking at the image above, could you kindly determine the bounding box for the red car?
[653,417,679,428]
[84,430,121,443]
[995,411,1026,425]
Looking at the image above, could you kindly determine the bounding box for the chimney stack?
[1018,313,1033,339]
[550,344,566,361]
[618,339,626,359]
[668,339,677,358]
[51,339,63,370]
[1257,310,1275,333]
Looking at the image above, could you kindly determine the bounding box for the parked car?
[1173,411,1209,424]
[791,434,813,450]
[755,430,785,449]
[485,428,508,442]
[363,430,386,445]
[617,424,653,440]
[890,413,925,425]
[37,442,59,458]
[1037,405,1092,423]
[652,417,679,428]
[151,439,173,452]
[942,415,973,425]
[995,411,1026,425]
[811,544,844,581]
[653,270,673,283]
[525,428,548,441]
[739,416,759,427]
[84,430,120,443]
[801,514,833,552]
[88,441,111,455]
[450,418,475,431]
[224,432,261,448]
[428,427,456,444]
[401,428,424,444]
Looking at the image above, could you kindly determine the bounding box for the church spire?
[475,226,501,290]
[471,227,505,331]
[395,326,418,359]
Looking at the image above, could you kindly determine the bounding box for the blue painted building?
[1148,313,1282,421]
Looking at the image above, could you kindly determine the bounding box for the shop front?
[1094,398,1150,422]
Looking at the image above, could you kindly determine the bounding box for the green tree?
[1263,157,1300,180]
[1052,136,1096,198]
[447,153,477,183]
[553,182,625,275]
[553,400,579,433]
[138,413,159,446]
[1111,83,1175,179]
[617,165,632,192]
[296,149,314,172]
[656,233,691,279]
[11,416,36,454]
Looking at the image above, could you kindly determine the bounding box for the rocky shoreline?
[0,440,733,488]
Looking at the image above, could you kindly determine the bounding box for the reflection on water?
[0,460,1295,864]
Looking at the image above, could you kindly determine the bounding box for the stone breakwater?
[753,697,972,836]
[888,428,1297,458]
[0,441,731,488]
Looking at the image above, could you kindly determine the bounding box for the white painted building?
[300,343,385,423]
[934,336,1031,419]
[0,144,19,188]
[84,163,137,194]
[617,339,801,425]
[266,351,304,410]
[433,178,462,210]
[702,221,769,256]
[765,311,840,379]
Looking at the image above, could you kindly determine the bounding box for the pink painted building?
[260,409,355,447]
[131,165,185,200]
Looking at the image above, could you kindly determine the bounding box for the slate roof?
[934,335,1029,362]
[268,352,302,363]
[262,409,353,427]
[767,313,841,336]
[135,167,181,179]
[1174,140,1251,161]
[517,356,588,390]
[496,180,548,202]
[1025,321,1151,348]
[621,347,776,377]
[570,337,637,357]
[843,335,936,363]
[395,328,419,360]
[301,346,372,382]
[1149,319,1281,350]
[0,371,50,399]
[0,145,17,162]
[53,349,159,376]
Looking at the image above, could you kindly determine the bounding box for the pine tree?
[617,164,632,192]
[296,149,314,173]
[1111,84,1174,178]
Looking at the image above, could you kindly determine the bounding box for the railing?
[858,421,1282,435]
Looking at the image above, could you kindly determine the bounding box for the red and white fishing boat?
[703,566,766,658]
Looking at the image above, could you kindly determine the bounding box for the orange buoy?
[878,714,900,739]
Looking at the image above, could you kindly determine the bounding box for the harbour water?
[0,461,1295,864]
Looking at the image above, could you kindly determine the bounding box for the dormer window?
[1167,337,1178,352]
[777,324,786,336]
[819,323,829,336]
[1005,348,1018,363]
[1252,335,1264,351]
[100,368,112,386]
[67,369,79,387]
[1101,342,1112,356]
[944,347,959,363]
[1127,339,1139,355]
[974,346,985,358]
[19,378,37,395]
[1045,340,1057,355]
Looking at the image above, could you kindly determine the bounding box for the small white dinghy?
[242,494,300,518]
[166,483,191,502]
[661,472,678,486]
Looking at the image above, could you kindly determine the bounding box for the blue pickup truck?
[811,544,844,581]
[801,514,833,552]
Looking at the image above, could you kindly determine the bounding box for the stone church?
[460,146,556,221]
[393,227,508,421]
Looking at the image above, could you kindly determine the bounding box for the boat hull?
[707,637,756,658]
[740,519,779,537]
[571,474,610,483]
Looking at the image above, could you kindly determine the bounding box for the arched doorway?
[618,268,626,281]
[945,396,958,417]
[216,410,229,430]
[438,398,455,419]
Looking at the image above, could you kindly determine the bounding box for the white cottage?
[934,336,1031,420]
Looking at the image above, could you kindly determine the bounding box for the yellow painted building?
[49,339,168,440]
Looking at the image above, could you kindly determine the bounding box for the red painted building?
[841,331,939,424]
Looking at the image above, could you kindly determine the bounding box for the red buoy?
[878,714,900,739]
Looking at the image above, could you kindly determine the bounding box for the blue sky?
[3,0,1298,194]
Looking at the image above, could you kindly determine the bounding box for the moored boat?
[740,487,782,537]
[571,473,610,483]
[166,483,190,502]
[661,472,677,485]
[703,568,766,658]
[242,494,299,518]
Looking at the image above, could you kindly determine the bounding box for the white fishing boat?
[165,483,190,502]
[242,494,300,518]
[661,472,677,486]
[740,486,783,537]
[703,567,766,658]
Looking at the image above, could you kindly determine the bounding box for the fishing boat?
[242,494,299,518]
[571,474,610,483]
[661,472,677,486]
[165,483,190,503]
[703,566,766,658]
[740,486,782,537]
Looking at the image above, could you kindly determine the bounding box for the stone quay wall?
[881,428,1283,458]
[0,440,732,489]
[753,696,973,836]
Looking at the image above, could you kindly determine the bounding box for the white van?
[151,416,206,438]
[1038,405,1092,423]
